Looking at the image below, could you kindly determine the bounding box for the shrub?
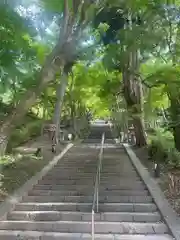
[147,128,180,168]
[148,139,169,163]
[7,120,42,152]
[0,154,23,169]
[167,149,180,169]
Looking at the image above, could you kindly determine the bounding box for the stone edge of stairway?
[0,143,74,221]
[124,143,180,240]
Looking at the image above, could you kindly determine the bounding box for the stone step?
[58,158,97,161]
[48,170,97,173]
[47,171,138,174]
[42,176,95,180]
[101,173,139,176]
[101,167,136,170]
[102,158,127,160]
[0,221,168,234]
[0,231,173,240]
[37,181,144,187]
[55,160,97,163]
[100,180,143,185]
[102,160,131,162]
[102,184,146,190]
[56,159,97,162]
[65,153,98,156]
[50,169,96,172]
[99,171,139,177]
[56,162,98,165]
[57,165,132,168]
[51,163,96,165]
[33,184,146,191]
[100,180,143,184]
[38,180,144,185]
[99,203,157,212]
[15,203,157,212]
[100,177,140,180]
[23,195,153,203]
[102,163,133,165]
[33,185,93,191]
[103,165,135,167]
[41,176,140,182]
[28,190,93,196]
[43,174,140,179]
[28,189,149,197]
[99,190,149,196]
[101,170,137,173]
[7,211,161,222]
[56,162,97,164]
[49,167,135,171]
[38,179,95,185]
[101,172,138,176]
[52,167,97,170]
[102,168,136,171]
[58,164,96,166]
[46,172,95,176]
[46,172,96,176]
[102,160,133,163]
[56,164,95,167]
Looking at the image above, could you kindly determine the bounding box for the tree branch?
[61,0,70,39]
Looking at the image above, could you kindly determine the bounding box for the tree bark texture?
[169,97,180,151]
[52,71,69,143]
[122,50,147,147]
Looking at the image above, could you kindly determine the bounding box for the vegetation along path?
[0,124,179,239]
[1,0,180,239]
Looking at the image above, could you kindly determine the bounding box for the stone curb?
[124,143,180,240]
[0,143,73,220]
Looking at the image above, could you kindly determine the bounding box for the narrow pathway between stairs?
[0,123,177,239]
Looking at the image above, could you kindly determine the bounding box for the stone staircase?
[0,145,99,239]
[96,147,173,239]
[84,123,114,144]
[0,125,175,239]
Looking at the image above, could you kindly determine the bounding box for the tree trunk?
[69,71,77,137]
[133,117,147,147]
[0,126,10,156]
[122,49,147,147]
[120,12,147,147]
[173,126,180,151]
[169,97,180,151]
[52,71,68,143]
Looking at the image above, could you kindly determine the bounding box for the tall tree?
[0,0,101,155]
[52,64,73,143]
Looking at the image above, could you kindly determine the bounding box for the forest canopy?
[0,0,180,162]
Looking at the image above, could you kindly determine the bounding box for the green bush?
[167,149,180,169]
[7,120,42,152]
[147,128,180,169]
[0,154,23,169]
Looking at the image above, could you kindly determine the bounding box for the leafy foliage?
[148,128,180,169]
[1,0,180,169]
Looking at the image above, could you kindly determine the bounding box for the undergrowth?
[148,128,180,169]
[0,152,49,201]
[7,120,42,152]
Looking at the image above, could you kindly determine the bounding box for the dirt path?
[0,136,67,202]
